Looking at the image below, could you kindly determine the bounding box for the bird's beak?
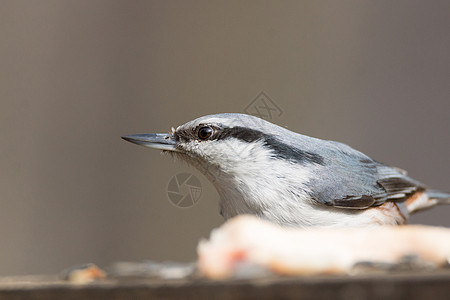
[121,133,178,151]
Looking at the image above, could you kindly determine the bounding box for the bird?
[122,113,450,227]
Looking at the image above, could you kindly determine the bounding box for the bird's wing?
[306,144,425,209]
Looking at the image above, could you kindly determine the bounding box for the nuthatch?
[122,113,450,227]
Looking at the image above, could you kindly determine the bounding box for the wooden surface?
[1,270,450,300]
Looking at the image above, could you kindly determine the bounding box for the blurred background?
[1,0,449,276]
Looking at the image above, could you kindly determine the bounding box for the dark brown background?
[1,0,449,276]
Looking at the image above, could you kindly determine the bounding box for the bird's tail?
[406,189,450,214]
[426,190,450,204]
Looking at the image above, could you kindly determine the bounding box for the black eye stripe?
[214,126,324,165]
[177,125,324,165]
[214,126,264,142]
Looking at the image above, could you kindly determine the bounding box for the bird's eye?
[197,126,213,140]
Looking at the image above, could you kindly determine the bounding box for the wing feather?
[306,143,425,209]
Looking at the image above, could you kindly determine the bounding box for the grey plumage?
[122,113,449,227]
[424,190,450,204]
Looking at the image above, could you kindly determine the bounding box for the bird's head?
[122,113,324,184]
